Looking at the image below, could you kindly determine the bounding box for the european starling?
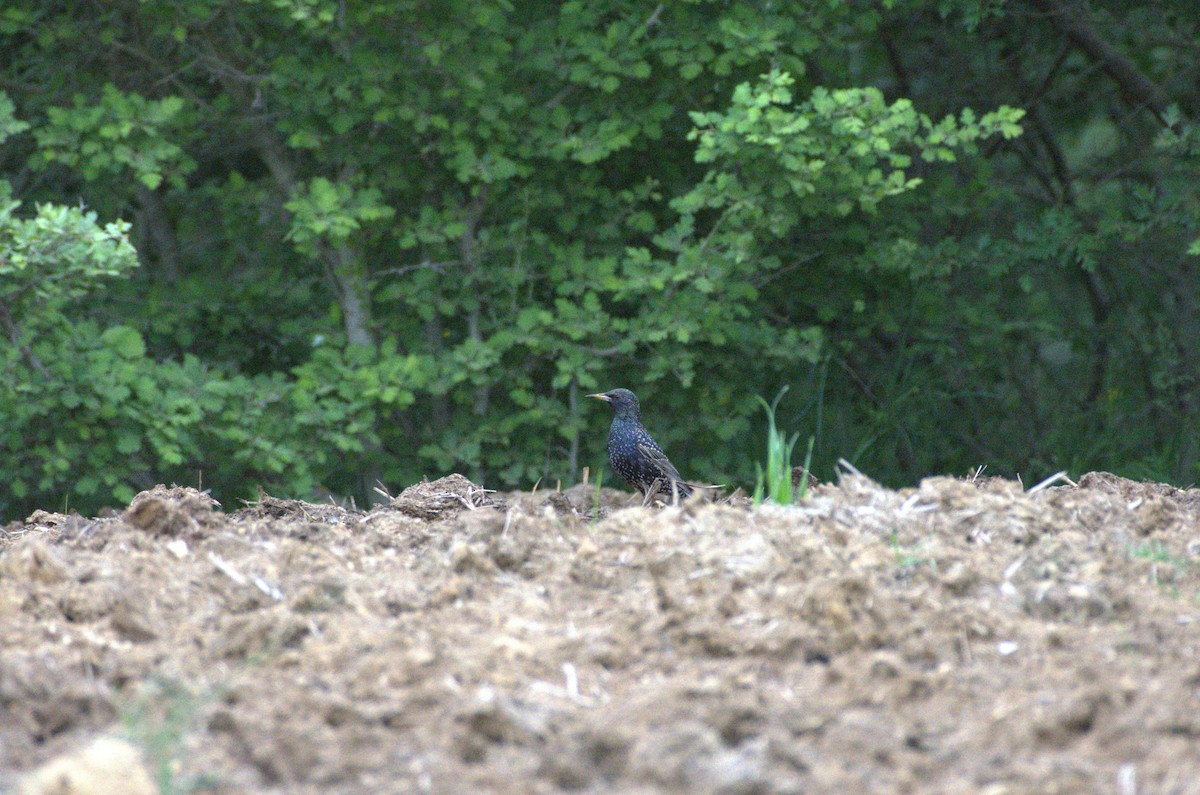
[588,388,693,503]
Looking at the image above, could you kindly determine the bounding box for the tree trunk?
[208,58,377,349]
[458,193,490,484]
[567,377,579,482]
[134,185,181,283]
[320,242,375,348]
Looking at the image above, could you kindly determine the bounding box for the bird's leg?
[642,479,664,507]
[641,486,655,507]
[643,478,679,507]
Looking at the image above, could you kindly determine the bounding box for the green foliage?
[0,93,315,514]
[0,195,137,320]
[0,1,1196,517]
[0,320,323,512]
[284,177,395,254]
[0,92,29,141]
[34,84,195,190]
[684,70,1022,221]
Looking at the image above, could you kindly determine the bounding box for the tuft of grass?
[1129,540,1187,567]
[796,437,815,501]
[120,676,219,794]
[1129,540,1191,596]
[889,530,933,572]
[753,386,813,506]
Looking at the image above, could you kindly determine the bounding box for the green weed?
[120,676,219,794]
[1128,541,1193,597]
[1129,540,1188,568]
[889,530,933,572]
[753,386,813,505]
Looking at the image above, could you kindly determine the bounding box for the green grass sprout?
[753,386,812,506]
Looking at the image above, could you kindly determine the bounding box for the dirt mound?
[387,473,505,519]
[233,493,358,526]
[3,470,1200,793]
[124,484,224,538]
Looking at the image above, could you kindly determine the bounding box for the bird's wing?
[637,441,684,483]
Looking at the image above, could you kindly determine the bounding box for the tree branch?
[0,297,49,378]
[1029,0,1173,123]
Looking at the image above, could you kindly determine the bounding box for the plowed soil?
[4,470,1200,794]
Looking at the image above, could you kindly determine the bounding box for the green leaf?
[100,326,146,358]
[116,431,142,454]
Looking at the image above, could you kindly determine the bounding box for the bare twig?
[0,298,49,377]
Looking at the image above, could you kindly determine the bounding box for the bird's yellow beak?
[587,393,611,402]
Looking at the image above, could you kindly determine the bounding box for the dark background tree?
[0,0,1195,519]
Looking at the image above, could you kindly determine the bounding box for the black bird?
[588,388,693,503]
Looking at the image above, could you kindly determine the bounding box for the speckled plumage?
[588,388,692,502]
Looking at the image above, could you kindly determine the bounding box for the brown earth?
[3,470,1200,794]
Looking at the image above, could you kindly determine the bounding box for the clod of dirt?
[0,539,71,583]
[1078,470,1192,502]
[233,493,358,525]
[24,510,73,528]
[629,721,770,794]
[108,598,159,643]
[541,491,579,518]
[386,473,504,519]
[1032,688,1112,747]
[2,511,80,549]
[123,485,223,537]
[792,465,819,491]
[57,582,118,623]
[217,608,311,660]
[17,735,155,795]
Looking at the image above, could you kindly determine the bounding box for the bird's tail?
[669,479,693,502]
